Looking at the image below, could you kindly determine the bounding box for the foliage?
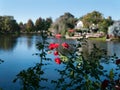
[0,11,120,90]
[81,11,103,28]
[98,17,113,34]
[67,31,74,37]
[50,38,120,90]
[0,15,52,34]
[50,12,76,35]
[13,63,48,90]
[13,29,51,90]
[80,11,113,33]
[45,17,53,31]
[35,17,52,32]
[13,31,120,90]
[0,11,114,35]
[35,17,44,32]
[0,16,20,34]
[26,19,35,32]
[19,22,26,32]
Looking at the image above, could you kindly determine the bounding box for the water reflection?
[0,59,4,64]
[83,40,120,59]
[0,34,42,52]
[17,34,40,49]
[107,41,120,58]
[0,35,17,51]
[13,32,52,90]
[13,37,120,89]
[0,34,120,89]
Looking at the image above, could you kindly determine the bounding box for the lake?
[0,34,120,90]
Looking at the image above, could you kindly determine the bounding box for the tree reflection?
[13,31,51,90]
[0,59,4,64]
[26,35,33,49]
[0,59,4,90]
[0,35,17,51]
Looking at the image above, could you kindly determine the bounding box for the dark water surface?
[0,34,120,90]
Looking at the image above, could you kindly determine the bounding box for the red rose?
[48,43,55,50]
[62,42,69,49]
[54,51,59,56]
[54,43,59,48]
[55,34,61,39]
[116,59,120,64]
[48,43,59,50]
[54,57,61,64]
[101,79,109,89]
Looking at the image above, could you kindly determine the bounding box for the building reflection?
[107,41,120,57]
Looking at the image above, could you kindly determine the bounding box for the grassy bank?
[88,36,106,41]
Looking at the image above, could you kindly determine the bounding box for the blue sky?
[0,0,120,23]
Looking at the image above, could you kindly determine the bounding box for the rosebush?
[48,34,120,90]
[13,32,120,90]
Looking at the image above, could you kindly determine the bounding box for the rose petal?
[54,57,61,64]
[62,42,69,49]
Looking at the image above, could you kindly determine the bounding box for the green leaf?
[99,65,104,70]
[109,69,114,80]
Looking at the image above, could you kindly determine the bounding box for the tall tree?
[98,17,113,34]
[26,19,34,32]
[50,12,76,35]
[45,17,52,31]
[19,22,26,32]
[0,16,20,33]
[0,16,4,33]
[35,17,43,31]
[81,11,103,28]
[80,11,113,33]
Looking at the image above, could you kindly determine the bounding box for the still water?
[0,34,120,90]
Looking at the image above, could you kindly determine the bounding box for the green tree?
[19,22,26,32]
[35,17,43,32]
[45,17,52,31]
[35,17,52,33]
[26,19,34,32]
[0,16,20,34]
[0,16,20,33]
[50,12,76,35]
[98,17,113,34]
[81,11,103,28]
[10,19,20,33]
[0,16,4,33]
[80,11,113,33]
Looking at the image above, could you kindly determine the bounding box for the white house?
[75,20,84,29]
